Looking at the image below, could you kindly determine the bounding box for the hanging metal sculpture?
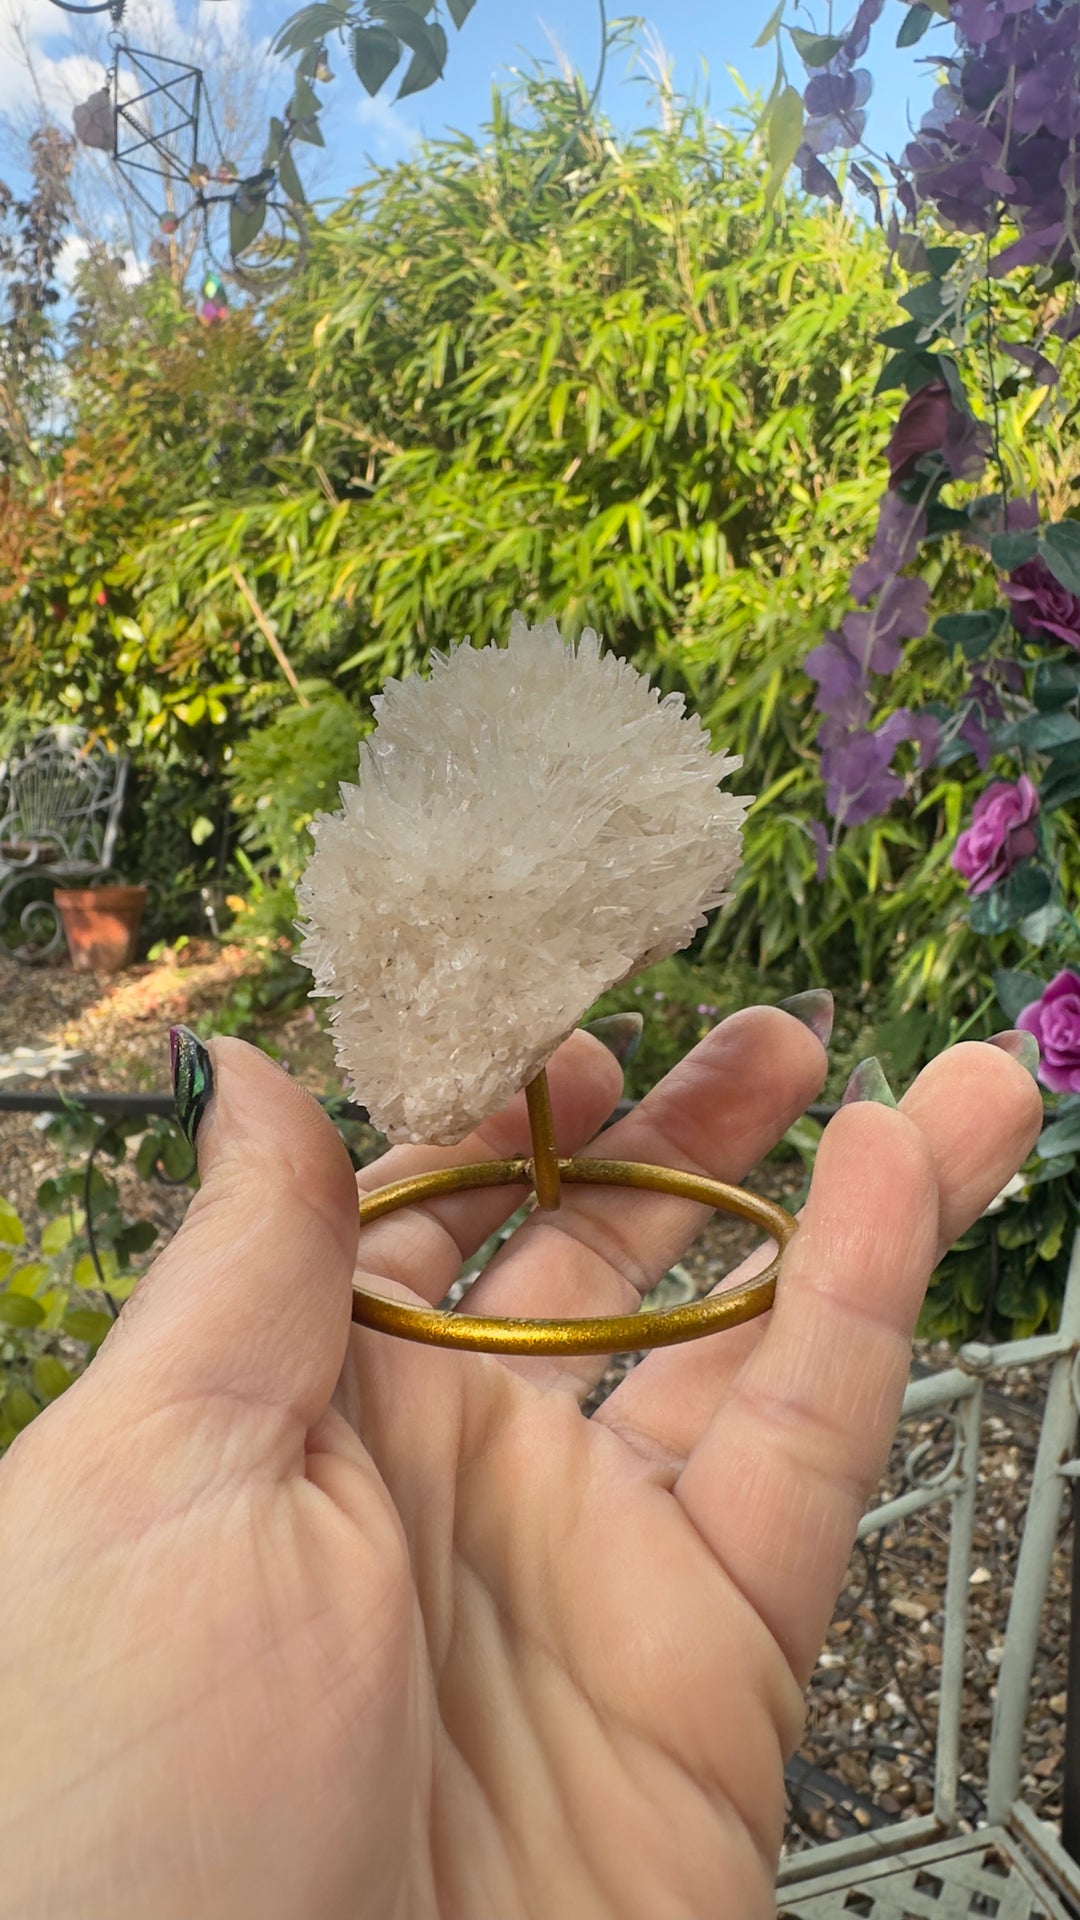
[48,0,126,15]
[63,6,307,289]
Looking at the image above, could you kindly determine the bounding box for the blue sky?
[315,1,941,198]
[0,0,942,243]
[346,2,938,171]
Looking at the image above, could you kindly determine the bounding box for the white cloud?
[354,90,419,160]
[55,230,144,288]
[194,0,251,57]
[54,229,88,287]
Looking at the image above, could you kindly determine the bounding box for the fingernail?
[582,1011,644,1067]
[776,989,834,1048]
[986,1029,1040,1076]
[170,1025,214,1146]
[841,1056,898,1108]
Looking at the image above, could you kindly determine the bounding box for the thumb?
[96,1030,360,1429]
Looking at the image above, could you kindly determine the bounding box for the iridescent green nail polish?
[582,1011,644,1067]
[170,1025,214,1145]
[841,1056,898,1108]
[776,989,834,1048]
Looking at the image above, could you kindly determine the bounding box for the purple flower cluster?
[904,2,1080,277]
[793,1,1080,285]
[793,0,884,202]
[805,377,994,830]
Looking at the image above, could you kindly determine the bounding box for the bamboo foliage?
[5,71,1070,1011]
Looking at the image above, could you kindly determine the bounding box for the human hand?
[0,1006,1042,1920]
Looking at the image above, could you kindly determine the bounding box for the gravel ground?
[0,948,1075,1863]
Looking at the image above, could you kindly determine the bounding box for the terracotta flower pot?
[53,885,147,973]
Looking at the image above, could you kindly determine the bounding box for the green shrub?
[0,1109,195,1450]
[223,683,368,939]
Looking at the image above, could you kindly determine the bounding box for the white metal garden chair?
[777,1228,1080,1919]
[0,727,129,961]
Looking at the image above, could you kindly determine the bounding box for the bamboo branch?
[230,564,309,707]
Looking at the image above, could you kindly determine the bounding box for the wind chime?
[61,0,305,292]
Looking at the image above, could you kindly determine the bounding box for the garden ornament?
[297,614,799,1355]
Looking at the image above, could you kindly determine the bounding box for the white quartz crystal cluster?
[296,615,750,1144]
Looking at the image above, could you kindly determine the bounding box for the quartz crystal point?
[296,615,750,1144]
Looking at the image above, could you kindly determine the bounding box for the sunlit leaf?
[271,4,348,58]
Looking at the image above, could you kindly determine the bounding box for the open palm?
[0,1008,1042,1920]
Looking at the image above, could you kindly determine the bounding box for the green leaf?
[995,710,1080,752]
[1037,1194,1068,1262]
[925,246,962,279]
[62,1306,113,1347]
[230,193,268,258]
[968,888,1012,935]
[1041,520,1080,595]
[0,1294,45,1329]
[924,501,972,539]
[897,282,945,326]
[997,1208,1038,1250]
[990,530,1039,571]
[271,4,348,58]
[290,116,325,146]
[897,4,934,46]
[71,1252,102,1288]
[957,1256,988,1316]
[397,22,447,97]
[1017,901,1062,948]
[4,1387,40,1434]
[263,116,286,166]
[32,1356,74,1400]
[875,320,924,349]
[368,3,440,55]
[993,968,1046,1024]
[0,1199,24,1247]
[160,1128,197,1182]
[933,610,1005,659]
[190,813,215,847]
[289,75,320,121]
[40,1215,74,1255]
[765,87,804,203]
[1039,745,1080,813]
[134,1134,160,1182]
[789,28,845,65]
[1033,658,1080,710]
[114,1220,157,1260]
[277,145,307,206]
[1004,863,1052,918]
[446,0,474,23]
[1038,1112,1080,1159]
[874,348,941,396]
[7,1261,48,1295]
[753,0,786,46]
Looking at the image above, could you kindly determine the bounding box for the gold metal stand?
[350,1067,798,1354]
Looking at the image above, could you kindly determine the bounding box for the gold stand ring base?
[351,1157,797,1356]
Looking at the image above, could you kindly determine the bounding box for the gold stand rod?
[525,1069,561,1210]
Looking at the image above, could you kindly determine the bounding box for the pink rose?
[951,775,1040,896]
[1017,971,1080,1094]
